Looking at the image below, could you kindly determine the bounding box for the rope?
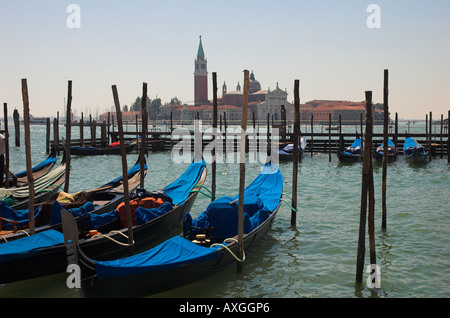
[91,230,135,247]
[190,189,212,199]
[281,199,297,212]
[211,238,245,262]
[282,192,293,200]
[197,185,213,194]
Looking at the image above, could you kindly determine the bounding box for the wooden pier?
[49,129,448,157]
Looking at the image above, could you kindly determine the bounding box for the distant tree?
[130,96,151,112]
[170,97,182,105]
[123,105,129,112]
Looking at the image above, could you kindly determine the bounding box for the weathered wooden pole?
[429,111,432,161]
[107,112,110,145]
[21,79,35,235]
[3,103,10,188]
[80,112,84,146]
[381,69,388,230]
[64,80,72,193]
[46,117,50,154]
[13,109,20,147]
[212,72,218,201]
[356,90,376,285]
[448,110,450,164]
[237,70,249,273]
[112,85,134,247]
[140,82,148,188]
[292,79,300,226]
[328,112,332,162]
[440,114,443,159]
[366,91,376,270]
[394,112,398,158]
[310,114,314,157]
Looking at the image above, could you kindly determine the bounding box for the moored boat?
[373,138,397,163]
[0,159,206,284]
[65,161,282,298]
[70,139,137,156]
[338,135,362,163]
[403,134,429,163]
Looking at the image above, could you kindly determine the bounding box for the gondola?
[0,159,206,284]
[2,145,58,187]
[373,138,397,163]
[403,134,429,163]
[338,135,362,162]
[0,154,147,243]
[0,151,67,210]
[277,136,307,161]
[64,161,282,298]
[70,139,137,156]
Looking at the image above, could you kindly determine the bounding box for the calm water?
[0,123,449,298]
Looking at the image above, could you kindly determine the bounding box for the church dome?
[249,70,261,93]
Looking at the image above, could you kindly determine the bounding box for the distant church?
[195,36,293,122]
[161,36,294,123]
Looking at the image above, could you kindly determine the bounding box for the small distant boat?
[70,139,137,156]
[277,136,307,161]
[373,138,397,163]
[403,134,429,163]
[338,135,362,163]
[64,161,282,298]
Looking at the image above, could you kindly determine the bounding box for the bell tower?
[194,36,208,106]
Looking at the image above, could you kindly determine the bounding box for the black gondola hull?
[0,184,201,284]
[79,204,279,298]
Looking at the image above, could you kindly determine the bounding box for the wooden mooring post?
[212,72,218,202]
[64,80,72,193]
[291,79,300,226]
[356,90,376,286]
[381,69,388,230]
[112,84,134,249]
[13,109,20,147]
[21,79,35,235]
[140,82,148,188]
[3,103,10,188]
[237,69,249,273]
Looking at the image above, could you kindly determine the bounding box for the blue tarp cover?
[403,137,419,150]
[404,137,426,157]
[50,201,94,225]
[191,162,282,238]
[103,162,148,188]
[0,229,64,263]
[343,137,362,155]
[94,235,221,279]
[135,201,173,225]
[162,159,206,205]
[0,202,40,230]
[13,155,57,179]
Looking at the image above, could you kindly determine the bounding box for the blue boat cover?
[135,201,173,225]
[343,137,362,155]
[0,202,40,230]
[162,159,206,205]
[92,162,282,280]
[102,161,148,188]
[13,155,57,179]
[0,229,65,263]
[50,201,94,225]
[403,137,419,150]
[191,162,282,238]
[94,235,221,279]
[404,137,427,157]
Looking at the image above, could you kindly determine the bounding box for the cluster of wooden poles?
[4,67,446,288]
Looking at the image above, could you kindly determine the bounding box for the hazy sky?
[1,0,449,119]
